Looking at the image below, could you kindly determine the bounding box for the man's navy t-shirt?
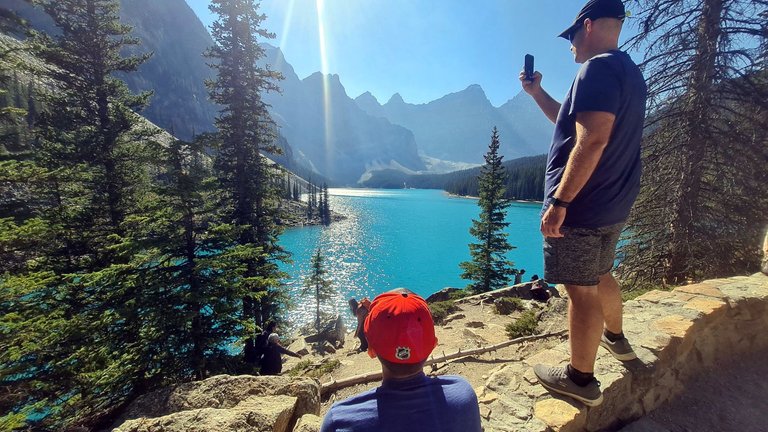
[320,373,481,432]
[543,50,647,228]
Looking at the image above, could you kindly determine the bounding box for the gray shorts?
[543,222,624,286]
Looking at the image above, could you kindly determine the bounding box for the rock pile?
[110,375,321,432]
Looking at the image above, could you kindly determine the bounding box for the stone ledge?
[483,273,768,432]
[110,375,321,432]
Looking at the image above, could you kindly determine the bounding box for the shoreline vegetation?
[445,190,543,205]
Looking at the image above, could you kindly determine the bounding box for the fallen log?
[320,329,567,395]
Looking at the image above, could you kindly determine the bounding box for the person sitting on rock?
[348,297,369,352]
[260,321,302,376]
[321,288,482,432]
[530,279,551,302]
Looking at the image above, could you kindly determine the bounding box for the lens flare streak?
[315,0,334,174]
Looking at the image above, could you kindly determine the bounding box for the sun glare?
[315,0,334,173]
[276,0,296,53]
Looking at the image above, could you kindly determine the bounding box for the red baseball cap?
[364,290,438,364]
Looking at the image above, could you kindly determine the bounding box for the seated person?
[321,288,482,432]
[530,279,552,302]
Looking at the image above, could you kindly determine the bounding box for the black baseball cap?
[558,0,626,40]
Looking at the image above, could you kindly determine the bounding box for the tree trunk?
[666,0,723,284]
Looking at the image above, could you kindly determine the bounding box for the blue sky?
[184,0,638,107]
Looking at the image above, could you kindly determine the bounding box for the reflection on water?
[279,189,543,328]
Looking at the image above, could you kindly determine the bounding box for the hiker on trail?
[519,0,646,407]
[259,321,302,376]
[321,289,482,432]
[348,297,370,352]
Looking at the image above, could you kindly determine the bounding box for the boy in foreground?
[321,288,481,432]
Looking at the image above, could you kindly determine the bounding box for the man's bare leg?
[565,284,604,373]
[596,272,637,360]
[597,272,622,334]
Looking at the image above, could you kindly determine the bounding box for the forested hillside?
[4,0,219,141]
[0,3,327,429]
[362,154,546,201]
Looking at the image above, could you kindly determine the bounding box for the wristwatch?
[551,197,570,209]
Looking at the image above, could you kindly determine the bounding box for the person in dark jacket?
[260,321,302,376]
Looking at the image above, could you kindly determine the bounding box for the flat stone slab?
[486,274,768,431]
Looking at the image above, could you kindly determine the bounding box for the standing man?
[519,0,646,407]
[321,289,481,432]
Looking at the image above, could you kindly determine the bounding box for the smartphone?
[524,54,534,81]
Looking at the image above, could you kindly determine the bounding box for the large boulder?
[456,282,541,304]
[292,414,322,432]
[111,375,321,432]
[287,338,310,357]
[425,287,463,303]
[304,315,346,348]
[114,395,297,432]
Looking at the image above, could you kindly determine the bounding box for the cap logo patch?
[395,346,411,360]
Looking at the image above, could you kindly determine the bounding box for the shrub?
[287,359,341,378]
[505,310,538,339]
[448,289,472,301]
[429,300,459,324]
[494,297,524,315]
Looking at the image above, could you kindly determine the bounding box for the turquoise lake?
[279,188,544,325]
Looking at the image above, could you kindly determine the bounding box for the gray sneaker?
[533,364,603,407]
[600,333,638,361]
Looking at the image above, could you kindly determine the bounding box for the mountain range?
[5,0,554,185]
[355,85,552,164]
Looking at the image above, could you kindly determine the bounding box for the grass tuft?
[429,300,459,324]
[505,310,538,339]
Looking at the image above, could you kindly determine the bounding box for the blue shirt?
[543,50,647,228]
[320,373,482,432]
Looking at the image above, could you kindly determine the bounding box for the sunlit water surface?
[279,189,543,327]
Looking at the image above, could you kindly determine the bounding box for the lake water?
[279,188,544,326]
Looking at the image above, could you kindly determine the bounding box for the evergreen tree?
[311,182,318,218]
[204,0,289,362]
[293,181,300,201]
[0,28,26,153]
[617,0,768,287]
[302,248,336,333]
[320,182,331,225]
[125,137,250,381]
[284,174,293,200]
[306,180,316,219]
[25,80,37,128]
[459,127,516,293]
[0,0,159,428]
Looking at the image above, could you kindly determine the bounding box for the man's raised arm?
[519,71,561,124]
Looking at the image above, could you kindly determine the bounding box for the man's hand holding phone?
[520,53,542,96]
[519,70,543,96]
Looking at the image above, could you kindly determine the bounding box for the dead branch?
[319,330,568,396]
